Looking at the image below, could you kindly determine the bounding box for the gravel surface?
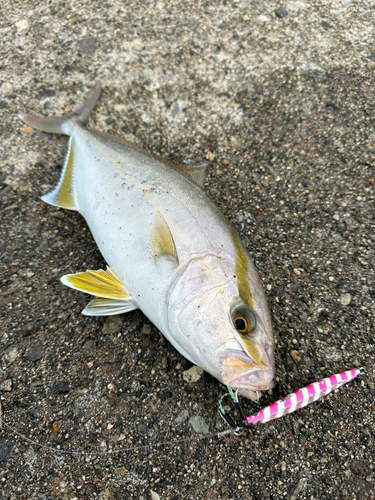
[1,1,374,499]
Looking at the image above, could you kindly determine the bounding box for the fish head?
[167,253,274,400]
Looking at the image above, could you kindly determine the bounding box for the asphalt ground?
[0,1,374,499]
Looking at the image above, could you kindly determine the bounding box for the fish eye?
[232,309,256,336]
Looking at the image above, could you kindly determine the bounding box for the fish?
[19,81,275,400]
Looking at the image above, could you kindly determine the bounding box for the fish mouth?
[218,348,274,400]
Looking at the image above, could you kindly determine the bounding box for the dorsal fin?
[92,129,207,187]
[149,211,179,265]
[41,137,77,210]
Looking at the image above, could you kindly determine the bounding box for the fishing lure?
[218,367,365,434]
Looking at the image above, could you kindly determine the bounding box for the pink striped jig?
[246,367,364,426]
[218,367,365,433]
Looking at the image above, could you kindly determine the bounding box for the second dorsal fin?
[92,129,207,187]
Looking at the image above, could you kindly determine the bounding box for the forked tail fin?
[18,81,102,210]
[18,81,102,135]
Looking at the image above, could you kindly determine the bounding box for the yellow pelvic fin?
[149,211,179,265]
[41,137,77,210]
[61,267,130,300]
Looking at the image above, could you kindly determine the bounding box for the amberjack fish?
[19,82,274,400]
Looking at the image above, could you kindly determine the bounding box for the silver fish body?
[19,82,275,400]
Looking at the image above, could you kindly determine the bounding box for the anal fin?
[42,137,77,210]
[82,297,137,316]
[61,267,137,316]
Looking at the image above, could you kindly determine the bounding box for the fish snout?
[218,342,275,400]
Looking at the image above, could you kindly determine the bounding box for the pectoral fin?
[149,211,179,265]
[61,267,137,316]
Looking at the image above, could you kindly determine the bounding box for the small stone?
[321,21,333,30]
[171,102,179,118]
[293,268,301,276]
[0,100,8,109]
[189,415,210,435]
[3,345,18,364]
[51,380,70,394]
[15,19,29,30]
[151,491,161,500]
[325,347,342,362]
[28,340,44,362]
[333,213,340,221]
[340,293,351,306]
[206,152,215,162]
[137,423,147,435]
[274,7,288,18]
[83,340,96,357]
[141,323,151,334]
[287,477,307,500]
[0,379,12,392]
[183,365,204,383]
[175,362,181,370]
[286,1,305,11]
[23,445,35,464]
[290,350,300,363]
[102,315,123,335]
[326,102,339,111]
[173,410,189,426]
[114,467,127,474]
[1,83,12,95]
[161,356,168,369]
[52,422,61,435]
[35,89,56,101]
[279,440,286,448]
[78,36,99,54]
[0,439,14,462]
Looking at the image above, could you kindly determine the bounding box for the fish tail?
[18,81,102,135]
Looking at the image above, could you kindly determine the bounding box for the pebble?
[182,365,204,383]
[151,491,161,500]
[274,8,288,18]
[141,323,151,334]
[287,477,307,500]
[102,315,123,335]
[286,1,305,11]
[340,293,351,306]
[77,36,99,54]
[0,379,12,392]
[15,19,29,30]
[1,83,13,95]
[189,415,210,435]
[3,345,18,364]
[293,268,301,276]
[0,438,14,463]
[324,346,342,362]
[333,213,340,221]
[51,380,70,394]
[83,340,96,357]
[173,410,189,426]
[23,445,35,464]
[27,341,44,362]
[290,350,300,363]
[114,467,127,474]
